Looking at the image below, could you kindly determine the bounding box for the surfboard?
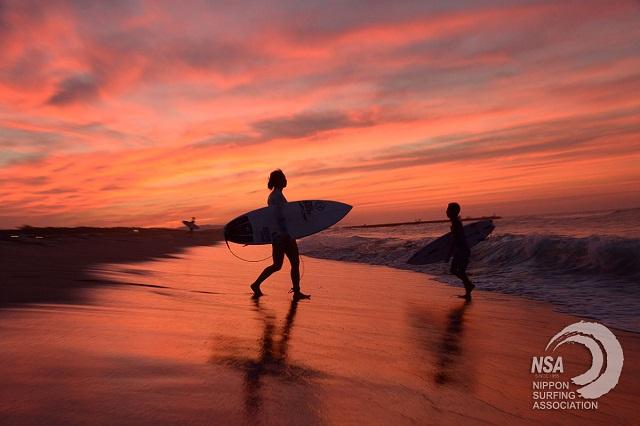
[407,220,495,265]
[225,200,352,245]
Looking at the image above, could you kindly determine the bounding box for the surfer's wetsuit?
[449,217,471,277]
[253,188,301,292]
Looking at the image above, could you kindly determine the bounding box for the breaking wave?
[300,233,640,278]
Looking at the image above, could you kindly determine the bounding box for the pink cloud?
[1,0,639,227]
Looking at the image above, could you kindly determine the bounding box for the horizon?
[2,1,640,228]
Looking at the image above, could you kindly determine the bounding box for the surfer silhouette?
[445,202,475,300]
[183,217,198,234]
[250,170,310,300]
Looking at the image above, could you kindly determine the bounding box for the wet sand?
[0,241,638,425]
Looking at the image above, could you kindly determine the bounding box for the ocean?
[299,207,640,333]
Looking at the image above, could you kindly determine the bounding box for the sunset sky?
[1,0,639,228]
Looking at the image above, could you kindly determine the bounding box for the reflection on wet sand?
[435,300,471,385]
[210,298,323,422]
[411,300,475,388]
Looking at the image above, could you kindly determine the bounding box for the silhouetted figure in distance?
[183,216,198,234]
[251,170,310,300]
[445,202,475,300]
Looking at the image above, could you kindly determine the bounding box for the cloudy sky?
[1,0,639,227]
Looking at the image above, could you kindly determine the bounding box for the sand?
[0,236,638,425]
[0,228,220,307]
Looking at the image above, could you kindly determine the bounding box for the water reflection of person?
[435,300,471,385]
[410,299,474,387]
[243,297,301,417]
[210,298,323,422]
[251,170,310,300]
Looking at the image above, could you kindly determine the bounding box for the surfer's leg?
[452,255,474,296]
[252,244,285,291]
[458,256,475,297]
[284,240,300,291]
[285,240,309,299]
[460,272,473,290]
[450,256,463,279]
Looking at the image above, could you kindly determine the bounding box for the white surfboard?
[225,200,352,245]
[407,220,495,265]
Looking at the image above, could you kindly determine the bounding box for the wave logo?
[544,321,624,399]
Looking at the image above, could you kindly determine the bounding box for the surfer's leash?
[224,238,272,262]
[223,236,306,278]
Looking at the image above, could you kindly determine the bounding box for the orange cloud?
[1,0,639,227]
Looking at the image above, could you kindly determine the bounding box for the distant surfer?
[250,170,310,300]
[183,217,199,234]
[445,202,475,300]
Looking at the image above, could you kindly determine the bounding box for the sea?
[299,207,640,333]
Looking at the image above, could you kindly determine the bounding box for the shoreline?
[301,245,640,334]
[309,251,640,336]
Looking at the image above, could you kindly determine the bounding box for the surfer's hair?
[447,202,461,216]
[268,169,287,190]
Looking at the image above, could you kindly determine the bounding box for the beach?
[3,0,640,424]
[0,234,638,425]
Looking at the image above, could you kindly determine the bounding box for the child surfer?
[445,202,475,300]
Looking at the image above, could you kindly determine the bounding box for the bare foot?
[250,282,263,297]
[292,290,310,300]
